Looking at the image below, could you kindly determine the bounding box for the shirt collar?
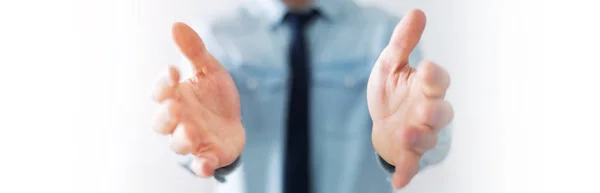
[246,0,357,28]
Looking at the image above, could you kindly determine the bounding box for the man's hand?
[368,9,454,189]
[151,23,245,177]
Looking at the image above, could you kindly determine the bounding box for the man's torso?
[183,1,422,192]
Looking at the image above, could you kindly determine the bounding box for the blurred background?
[1,0,599,193]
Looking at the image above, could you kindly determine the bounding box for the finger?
[398,127,437,155]
[417,61,450,98]
[152,66,180,102]
[391,151,421,189]
[415,100,454,131]
[384,9,427,70]
[172,22,221,75]
[190,153,219,177]
[169,124,194,155]
[152,99,182,135]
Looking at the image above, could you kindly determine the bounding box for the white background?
[0,0,599,193]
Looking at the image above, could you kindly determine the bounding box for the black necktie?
[284,10,318,193]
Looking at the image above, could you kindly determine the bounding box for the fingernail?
[191,156,217,177]
[169,130,192,155]
[167,75,176,86]
[190,158,203,176]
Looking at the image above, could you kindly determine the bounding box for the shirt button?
[344,75,355,88]
[246,77,258,90]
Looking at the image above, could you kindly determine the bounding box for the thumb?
[190,153,219,177]
[379,9,426,76]
[172,22,222,75]
[391,151,421,189]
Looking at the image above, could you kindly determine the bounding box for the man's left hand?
[367,9,454,189]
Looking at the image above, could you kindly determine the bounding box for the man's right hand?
[151,22,245,177]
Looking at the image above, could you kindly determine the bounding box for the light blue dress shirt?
[179,0,452,192]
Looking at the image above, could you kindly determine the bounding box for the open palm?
[367,9,454,189]
[152,23,244,177]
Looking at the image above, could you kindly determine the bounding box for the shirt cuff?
[377,154,396,174]
[179,155,241,183]
[375,153,428,182]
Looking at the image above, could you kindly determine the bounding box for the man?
[151,0,454,192]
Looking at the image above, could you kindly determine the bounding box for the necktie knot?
[285,9,319,30]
